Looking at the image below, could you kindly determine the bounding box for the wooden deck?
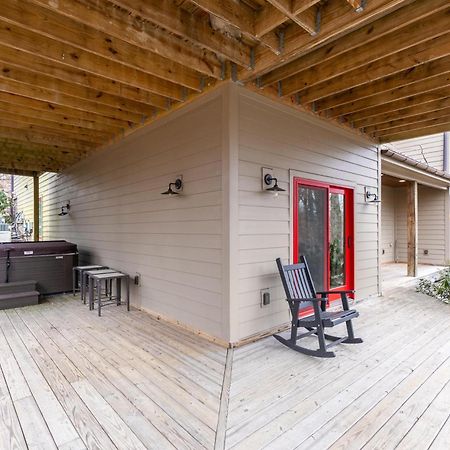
[2,281,450,449]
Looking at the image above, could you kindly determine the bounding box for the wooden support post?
[407,180,418,277]
[33,172,39,242]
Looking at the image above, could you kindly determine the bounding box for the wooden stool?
[83,269,117,305]
[72,265,108,296]
[90,272,130,316]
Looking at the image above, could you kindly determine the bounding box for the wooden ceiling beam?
[0,60,160,114]
[259,0,447,87]
[1,0,202,92]
[241,0,415,81]
[29,0,223,79]
[295,32,450,104]
[0,44,170,108]
[0,91,131,131]
[0,21,185,102]
[281,10,450,97]
[0,138,88,158]
[315,56,450,112]
[0,77,146,124]
[0,100,122,135]
[364,107,450,134]
[189,0,279,54]
[291,0,321,13]
[0,117,108,145]
[0,158,70,173]
[376,116,450,139]
[326,73,450,119]
[346,87,450,122]
[0,126,96,151]
[353,97,450,129]
[255,2,320,38]
[0,151,77,172]
[264,1,317,35]
[0,152,80,167]
[379,122,450,143]
[108,0,252,68]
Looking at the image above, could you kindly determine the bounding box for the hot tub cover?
[0,240,78,257]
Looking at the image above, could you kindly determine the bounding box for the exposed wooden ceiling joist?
[353,97,450,129]
[0,61,161,113]
[108,0,252,67]
[0,0,448,173]
[278,9,450,97]
[0,77,146,124]
[0,19,187,101]
[327,73,450,119]
[365,107,450,135]
[260,0,447,87]
[314,56,450,112]
[346,87,450,123]
[379,121,450,143]
[295,32,450,105]
[241,0,417,81]
[0,44,170,107]
[29,0,224,79]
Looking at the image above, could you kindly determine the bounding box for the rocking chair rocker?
[274,256,363,357]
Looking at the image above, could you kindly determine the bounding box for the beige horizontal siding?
[381,185,396,263]
[32,94,227,340]
[394,184,447,266]
[392,133,444,171]
[237,90,379,340]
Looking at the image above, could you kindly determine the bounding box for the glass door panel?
[297,185,327,292]
[329,191,345,289]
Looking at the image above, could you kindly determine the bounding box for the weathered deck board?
[1,281,450,450]
[227,287,450,450]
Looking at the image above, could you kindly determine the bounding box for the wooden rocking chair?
[274,256,362,357]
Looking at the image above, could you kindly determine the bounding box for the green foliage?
[0,191,12,224]
[416,268,450,304]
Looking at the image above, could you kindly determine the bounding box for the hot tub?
[0,241,78,294]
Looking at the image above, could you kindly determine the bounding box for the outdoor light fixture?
[364,187,381,203]
[263,173,286,197]
[398,179,406,183]
[161,178,183,196]
[58,202,71,216]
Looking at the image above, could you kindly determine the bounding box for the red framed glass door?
[293,178,354,296]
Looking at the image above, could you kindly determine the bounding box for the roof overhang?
[381,152,450,190]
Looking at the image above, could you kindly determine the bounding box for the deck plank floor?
[1,279,450,449]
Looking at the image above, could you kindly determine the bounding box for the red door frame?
[293,178,354,295]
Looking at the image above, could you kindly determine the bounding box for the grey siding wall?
[381,185,396,263]
[393,185,447,266]
[418,185,447,265]
[236,89,380,340]
[33,93,228,340]
[392,133,444,170]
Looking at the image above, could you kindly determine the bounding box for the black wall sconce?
[161,178,183,196]
[364,187,381,203]
[262,168,286,197]
[58,202,71,216]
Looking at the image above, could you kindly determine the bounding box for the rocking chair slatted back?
[274,256,363,357]
[276,256,317,310]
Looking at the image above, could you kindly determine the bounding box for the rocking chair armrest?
[289,297,328,303]
[317,290,355,295]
